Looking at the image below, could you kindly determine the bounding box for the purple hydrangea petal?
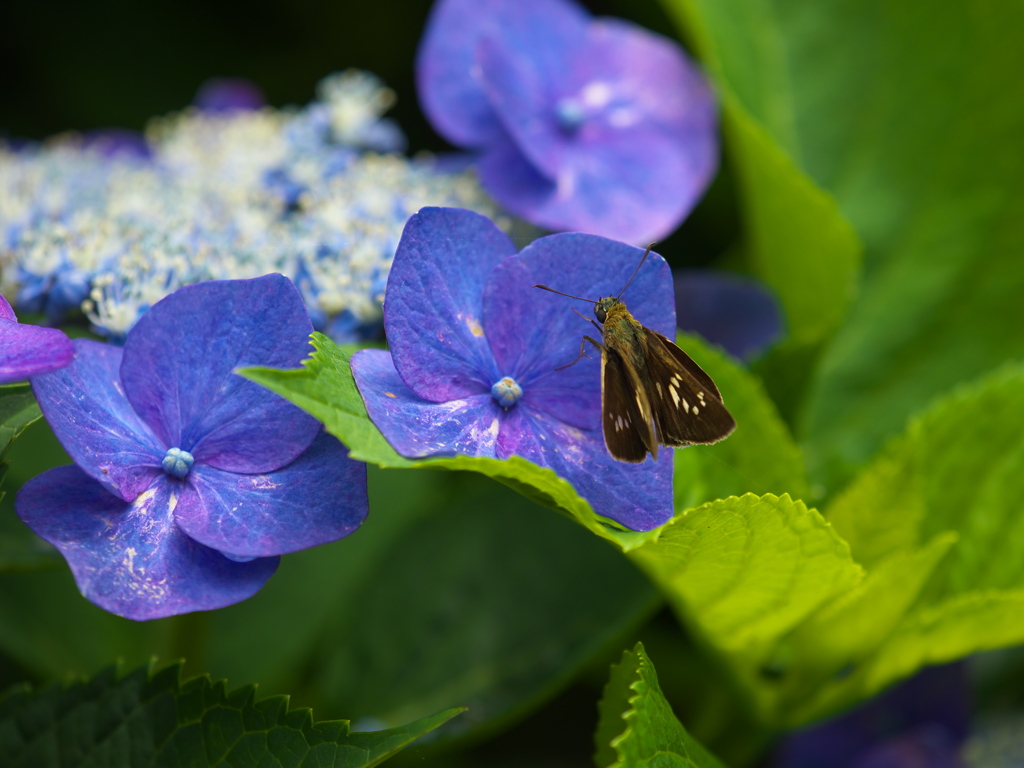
[15,466,278,620]
[0,293,16,322]
[173,431,368,559]
[474,36,561,180]
[31,339,164,502]
[0,320,75,384]
[120,275,320,474]
[479,254,601,431]
[481,124,707,244]
[351,349,503,458]
[476,134,557,215]
[81,129,153,160]
[384,207,517,402]
[428,0,718,243]
[194,77,266,113]
[675,270,784,361]
[478,17,715,181]
[481,233,676,428]
[416,0,588,148]
[569,19,718,140]
[776,664,968,768]
[497,405,673,531]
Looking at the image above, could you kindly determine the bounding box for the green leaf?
[743,364,1024,724]
[0,384,41,450]
[630,494,860,657]
[664,0,1024,490]
[777,365,1024,717]
[828,364,1024,598]
[720,97,861,351]
[0,384,42,494]
[594,643,725,768]
[769,533,957,725]
[660,0,863,420]
[0,384,50,570]
[672,333,809,510]
[307,473,658,739]
[0,661,462,768]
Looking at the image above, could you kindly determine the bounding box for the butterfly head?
[594,296,622,324]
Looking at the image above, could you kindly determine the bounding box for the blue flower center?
[491,376,523,408]
[554,98,586,133]
[161,447,195,478]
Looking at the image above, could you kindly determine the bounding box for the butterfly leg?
[570,307,606,334]
[556,335,605,370]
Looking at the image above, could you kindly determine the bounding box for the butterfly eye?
[595,304,607,323]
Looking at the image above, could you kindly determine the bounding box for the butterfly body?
[536,247,736,463]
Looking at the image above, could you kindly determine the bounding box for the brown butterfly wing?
[601,345,657,463]
[644,330,736,446]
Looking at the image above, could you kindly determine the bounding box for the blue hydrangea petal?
[569,19,718,141]
[496,405,673,531]
[15,466,279,620]
[481,232,675,429]
[476,134,557,211]
[31,339,165,502]
[675,270,784,361]
[173,431,368,559]
[384,207,516,402]
[479,255,601,431]
[473,15,717,243]
[483,124,710,244]
[0,294,16,322]
[0,319,75,384]
[120,275,320,475]
[194,77,266,112]
[475,34,566,181]
[416,0,588,148]
[351,349,503,458]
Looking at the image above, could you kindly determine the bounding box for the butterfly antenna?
[534,284,598,303]
[617,243,657,300]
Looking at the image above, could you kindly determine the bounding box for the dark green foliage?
[594,643,724,768]
[0,384,42,500]
[0,661,461,768]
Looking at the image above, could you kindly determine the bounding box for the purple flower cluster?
[0,293,74,383]
[351,207,674,531]
[417,0,718,244]
[674,270,783,362]
[16,275,368,620]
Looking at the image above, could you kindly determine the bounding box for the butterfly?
[534,245,736,463]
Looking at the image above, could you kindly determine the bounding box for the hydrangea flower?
[15,274,368,620]
[0,292,75,383]
[416,0,718,244]
[674,269,783,361]
[351,207,674,531]
[0,71,501,341]
[775,663,968,768]
[194,77,266,113]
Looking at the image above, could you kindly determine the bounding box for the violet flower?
[350,207,674,531]
[416,0,718,244]
[15,274,368,620]
[774,663,969,768]
[194,77,267,113]
[674,269,784,362]
[0,293,74,383]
